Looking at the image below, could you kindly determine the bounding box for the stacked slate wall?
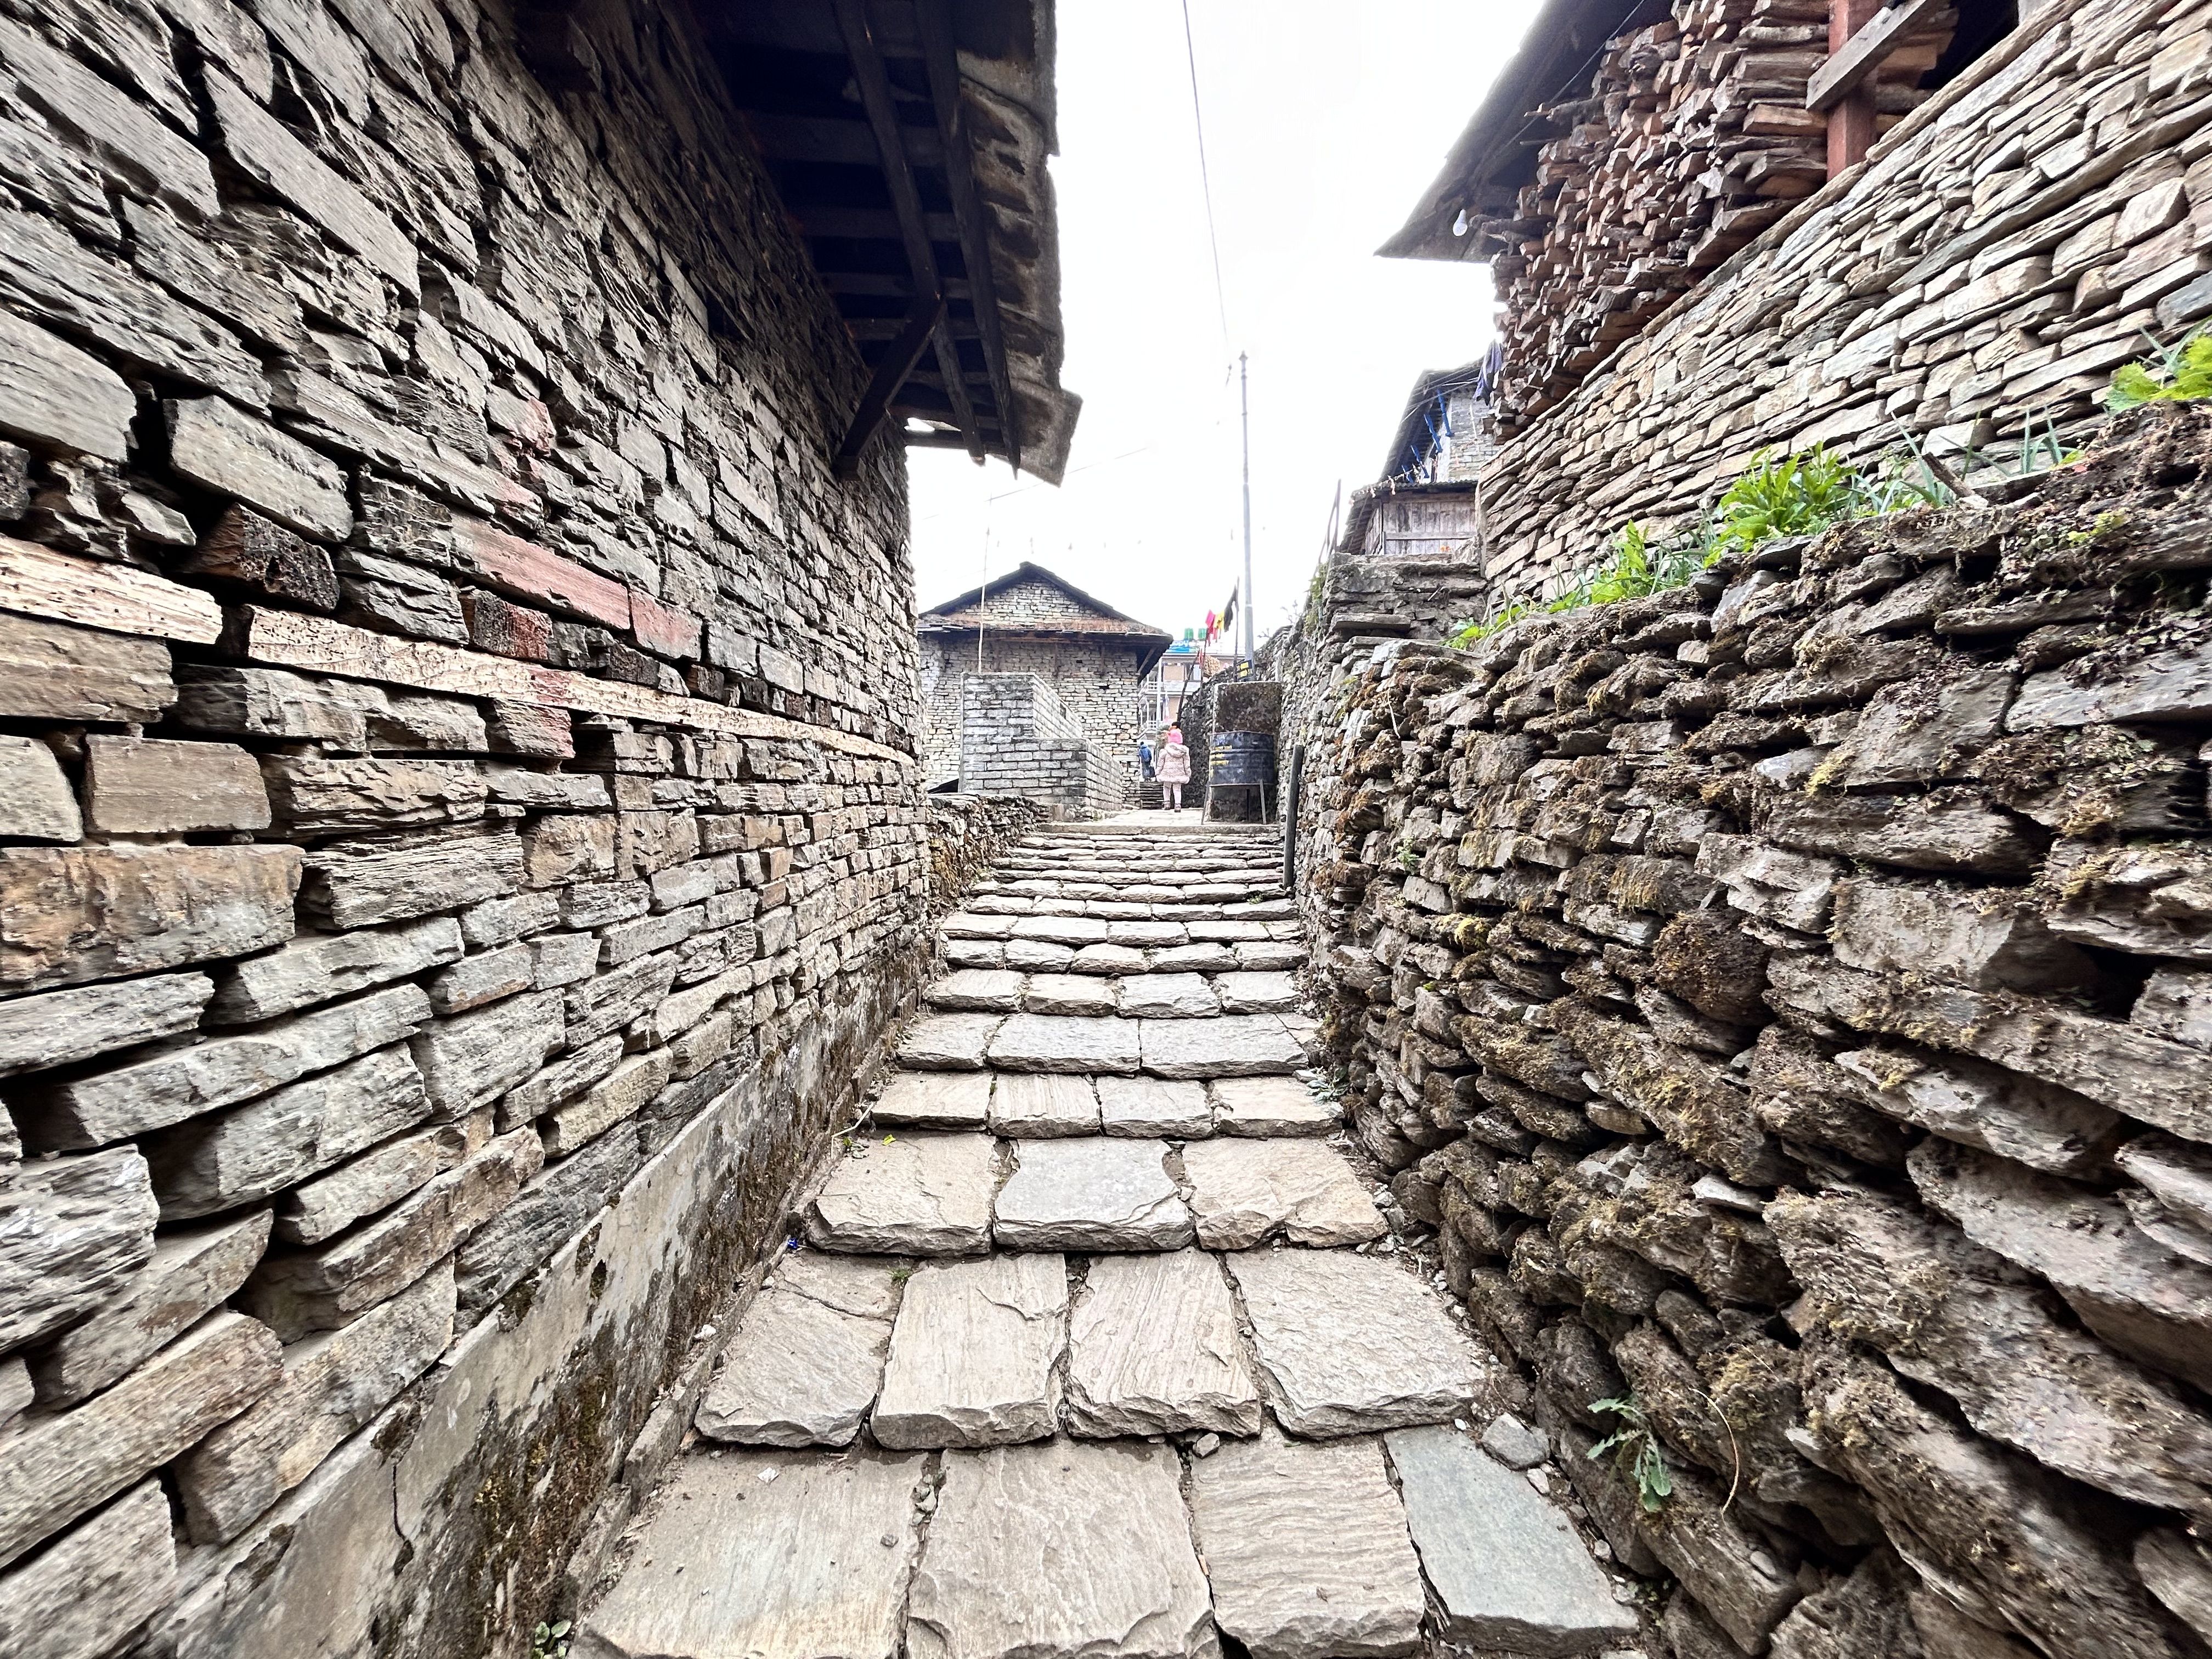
[1476,0,2212,603]
[1286,409,2212,1659]
[0,2,938,1657]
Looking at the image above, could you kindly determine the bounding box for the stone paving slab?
[874,1071,993,1130]
[1011,915,1111,946]
[1234,943,1306,971]
[897,1013,1002,1071]
[1226,1250,1479,1436]
[1215,971,1300,1014]
[988,1013,1141,1075]
[942,940,1006,970]
[906,1440,1214,1659]
[1099,1075,1213,1138]
[1189,919,1269,942]
[695,1253,905,1446]
[1213,1076,1339,1137]
[1180,1139,1386,1250]
[1385,1426,1640,1656]
[1022,974,1118,1017]
[1109,921,1189,947]
[924,970,1025,1012]
[1002,939,1076,972]
[873,1254,1066,1449]
[1066,1249,1260,1437]
[1187,1426,1426,1659]
[1153,943,1238,973]
[574,1447,925,1659]
[1070,943,1149,977]
[1119,973,1221,1019]
[994,1139,1193,1252]
[942,913,1014,938]
[1142,1016,1305,1079]
[989,1073,1099,1137]
[807,1134,998,1256]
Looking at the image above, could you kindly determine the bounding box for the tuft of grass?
[2109,327,2212,410]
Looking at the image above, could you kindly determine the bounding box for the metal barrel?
[1208,730,1277,787]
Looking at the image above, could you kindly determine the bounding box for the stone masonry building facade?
[0,3,1071,1658]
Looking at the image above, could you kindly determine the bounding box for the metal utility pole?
[1239,351,1254,663]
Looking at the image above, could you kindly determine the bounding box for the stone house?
[0,2,1072,1655]
[917,562,1172,806]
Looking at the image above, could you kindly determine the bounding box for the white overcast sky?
[906,0,1540,642]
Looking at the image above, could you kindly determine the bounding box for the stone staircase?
[574,823,1644,1659]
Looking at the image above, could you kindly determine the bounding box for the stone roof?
[919,562,1173,670]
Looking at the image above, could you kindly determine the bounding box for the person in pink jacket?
[1154,728,1192,810]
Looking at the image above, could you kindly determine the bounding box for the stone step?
[941,936,1305,976]
[573,1445,927,1659]
[1065,1249,1263,1437]
[994,1138,1194,1251]
[693,1252,905,1447]
[895,1013,1311,1079]
[1181,1137,1389,1250]
[871,1075,1342,1141]
[947,913,1289,945]
[872,1253,1066,1448]
[1224,1249,1485,1437]
[805,1132,999,1255]
[924,968,1300,1019]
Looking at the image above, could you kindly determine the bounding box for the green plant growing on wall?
[1587,1394,1673,1512]
[1709,444,1860,555]
[532,1621,572,1659]
[2108,328,2212,410]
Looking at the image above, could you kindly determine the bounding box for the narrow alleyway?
[576,822,1643,1659]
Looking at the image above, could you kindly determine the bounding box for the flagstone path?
[576,822,1646,1659]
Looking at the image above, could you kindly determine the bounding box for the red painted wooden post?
[1827,0,1884,175]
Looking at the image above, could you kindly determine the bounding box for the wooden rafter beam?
[833,296,944,478]
[832,0,984,464]
[913,0,1022,474]
[1807,0,1945,112]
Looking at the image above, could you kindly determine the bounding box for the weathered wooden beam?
[793,206,961,242]
[914,0,1022,473]
[831,0,982,464]
[0,536,223,644]
[832,297,945,479]
[1808,0,1944,113]
[746,110,945,169]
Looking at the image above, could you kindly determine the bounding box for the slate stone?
[1236,942,1307,971]
[0,971,212,1077]
[2137,1530,2212,1646]
[454,1122,642,1316]
[872,1254,1066,1448]
[1482,1413,1550,1470]
[1142,1015,1304,1079]
[924,969,1025,1012]
[807,1133,998,1256]
[144,1043,433,1220]
[1023,973,1119,1016]
[1119,973,1221,1018]
[1228,1249,1478,1436]
[1108,921,1188,947]
[874,1070,994,1130]
[1215,971,1300,1014]
[988,1013,1142,1074]
[300,833,523,928]
[0,1147,156,1352]
[174,1263,453,1544]
[1188,1426,1426,1659]
[0,614,174,727]
[1155,942,1238,973]
[990,1073,1101,1137]
[1099,1075,1213,1137]
[1180,1138,1386,1249]
[1835,1045,2121,1176]
[240,1128,541,1339]
[994,1138,1193,1252]
[1009,915,1111,945]
[907,1441,1212,1659]
[696,1252,904,1447]
[1213,1076,1340,1136]
[0,733,77,840]
[574,1447,925,1659]
[0,843,302,994]
[898,1012,1002,1070]
[1385,1425,1639,1656]
[0,1310,279,1570]
[0,1481,176,1659]
[1070,942,1150,975]
[165,392,352,540]
[16,984,433,1151]
[544,1049,673,1154]
[207,916,465,1024]
[408,988,564,1116]
[1065,1249,1261,1437]
[26,1209,270,1406]
[1002,938,1078,972]
[85,736,271,834]
[276,1116,479,1244]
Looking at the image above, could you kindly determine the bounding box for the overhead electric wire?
[1179,0,1232,353]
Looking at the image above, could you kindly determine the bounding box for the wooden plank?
[1807,0,1946,112]
[0,536,222,644]
[833,298,945,479]
[239,608,910,764]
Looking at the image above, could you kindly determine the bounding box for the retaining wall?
[1286,408,2212,1658]
[0,2,934,1655]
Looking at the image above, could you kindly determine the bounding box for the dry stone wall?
[1287,408,2212,1659]
[1479,0,2212,601]
[0,2,940,1656]
[957,670,1124,811]
[921,630,1147,794]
